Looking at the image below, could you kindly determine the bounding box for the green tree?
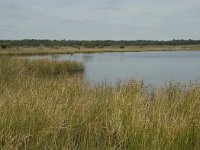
[1,43,11,49]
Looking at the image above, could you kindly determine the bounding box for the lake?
[27,51,200,86]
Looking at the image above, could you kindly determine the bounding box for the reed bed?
[1,45,200,56]
[23,59,84,76]
[0,57,200,150]
[0,58,84,77]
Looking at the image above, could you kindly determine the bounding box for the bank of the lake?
[0,44,200,56]
[0,57,200,149]
[27,51,200,86]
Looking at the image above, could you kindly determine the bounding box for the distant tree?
[0,39,200,48]
[120,45,125,49]
[83,42,95,48]
[1,43,11,49]
[98,45,104,48]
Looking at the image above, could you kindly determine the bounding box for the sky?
[0,0,200,40]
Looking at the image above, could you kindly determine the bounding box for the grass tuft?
[0,57,200,149]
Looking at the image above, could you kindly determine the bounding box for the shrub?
[120,45,125,49]
[1,43,11,49]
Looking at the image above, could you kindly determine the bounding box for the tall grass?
[0,57,200,149]
[23,59,84,76]
[0,58,84,77]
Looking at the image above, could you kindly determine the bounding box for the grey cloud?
[0,0,199,40]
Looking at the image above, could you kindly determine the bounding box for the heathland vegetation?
[1,39,200,48]
[0,57,200,149]
[0,39,200,56]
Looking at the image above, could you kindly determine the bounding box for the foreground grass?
[0,45,200,56]
[0,58,200,149]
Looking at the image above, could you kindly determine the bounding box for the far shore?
[1,44,200,56]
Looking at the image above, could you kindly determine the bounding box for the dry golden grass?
[0,45,200,56]
[0,57,200,149]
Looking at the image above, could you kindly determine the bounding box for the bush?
[1,43,11,49]
[120,45,125,49]
[98,45,104,48]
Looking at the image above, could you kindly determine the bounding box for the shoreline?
[0,45,200,56]
[1,57,200,149]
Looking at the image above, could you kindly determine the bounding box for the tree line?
[0,39,200,49]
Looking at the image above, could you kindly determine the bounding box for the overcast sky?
[0,0,200,40]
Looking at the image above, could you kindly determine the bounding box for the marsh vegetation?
[0,57,200,149]
[1,44,200,56]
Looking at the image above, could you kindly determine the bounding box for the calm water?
[27,51,200,86]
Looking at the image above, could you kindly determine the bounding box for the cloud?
[0,0,199,40]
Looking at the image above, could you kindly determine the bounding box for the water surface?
[27,51,200,86]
